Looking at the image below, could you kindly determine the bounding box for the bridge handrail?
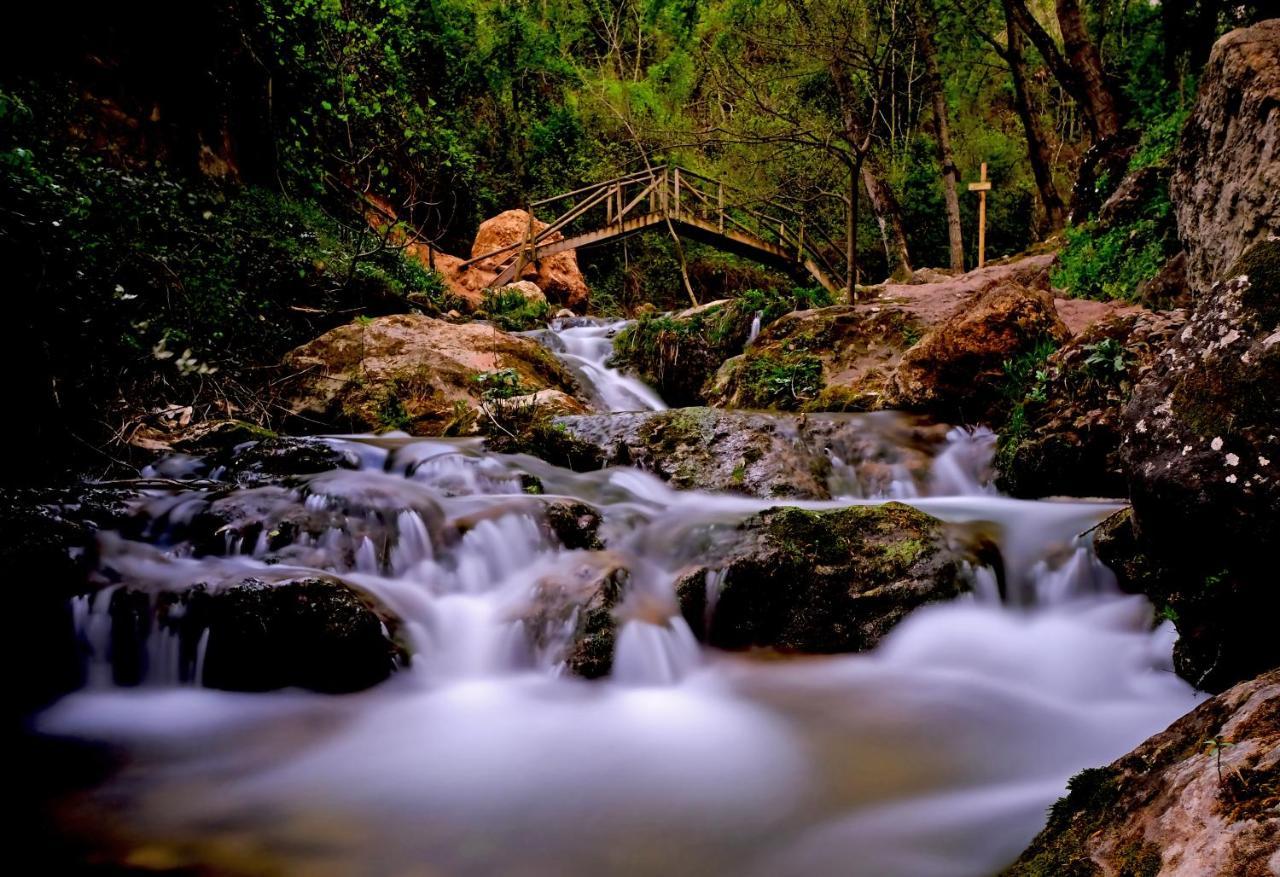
[460,163,843,294]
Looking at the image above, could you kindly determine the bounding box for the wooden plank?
[967,182,991,191]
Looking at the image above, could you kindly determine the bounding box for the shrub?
[480,287,550,331]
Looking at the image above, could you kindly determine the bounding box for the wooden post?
[717,181,724,232]
[673,167,681,216]
[606,184,614,225]
[967,162,991,268]
[797,220,805,261]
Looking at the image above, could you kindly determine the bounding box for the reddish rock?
[889,281,1070,419]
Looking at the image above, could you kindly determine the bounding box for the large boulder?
[281,314,585,435]
[555,408,946,500]
[1004,668,1280,877]
[675,504,971,654]
[998,309,1186,498]
[890,281,1071,420]
[707,306,922,412]
[468,209,590,312]
[99,575,408,693]
[1171,20,1280,294]
[1118,240,1280,690]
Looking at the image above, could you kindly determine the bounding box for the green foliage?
[737,351,824,408]
[1082,337,1131,382]
[1053,217,1171,301]
[480,287,550,331]
[473,368,528,401]
[1129,106,1192,171]
[733,286,833,331]
[995,338,1059,469]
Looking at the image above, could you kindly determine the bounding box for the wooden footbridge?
[458,165,843,294]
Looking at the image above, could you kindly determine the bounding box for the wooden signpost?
[968,162,991,268]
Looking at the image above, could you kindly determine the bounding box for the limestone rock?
[998,309,1185,498]
[470,209,590,312]
[281,314,583,435]
[1171,20,1280,294]
[555,408,945,500]
[1119,239,1280,690]
[1004,668,1280,877]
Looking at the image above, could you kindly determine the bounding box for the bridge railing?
[460,164,846,292]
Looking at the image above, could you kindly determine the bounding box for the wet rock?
[556,408,943,500]
[998,310,1185,498]
[522,552,628,678]
[541,500,604,551]
[201,576,405,693]
[101,575,407,693]
[1004,667,1280,877]
[675,503,968,654]
[215,436,360,487]
[890,281,1070,420]
[1171,20,1280,294]
[281,314,583,435]
[1119,240,1280,690]
[2,490,105,712]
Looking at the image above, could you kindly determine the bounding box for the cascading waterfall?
[748,310,763,344]
[532,317,667,412]
[41,336,1199,877]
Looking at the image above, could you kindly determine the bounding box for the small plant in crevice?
[995,338,1059,469]
[474,368,527,402]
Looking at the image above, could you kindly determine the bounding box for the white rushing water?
[530,317,667,412]
[39,325,1200,877]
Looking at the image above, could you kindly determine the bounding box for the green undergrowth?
[1,128,448,450]
[479,287,551,332]
[735,351,825,408]
[995,338,1059,471]
[1052,109,1186,302]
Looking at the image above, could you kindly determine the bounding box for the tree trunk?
[861,161,912,280]
[1005,0,1122,141]
[847,160,859,301]
[917,11,964,271]
[1054,0,1121,140]
[1004,2,1068,232]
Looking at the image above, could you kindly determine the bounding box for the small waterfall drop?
[536,318,667,412]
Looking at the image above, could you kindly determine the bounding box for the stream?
[33,317,1199,876]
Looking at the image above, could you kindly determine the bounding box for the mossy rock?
[677,503,968,653]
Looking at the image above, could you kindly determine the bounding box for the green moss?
[882,537,927,567]
[1233,239,1280,328]
[1004,767,1123,877]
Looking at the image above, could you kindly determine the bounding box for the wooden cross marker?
[968,161,992,268]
